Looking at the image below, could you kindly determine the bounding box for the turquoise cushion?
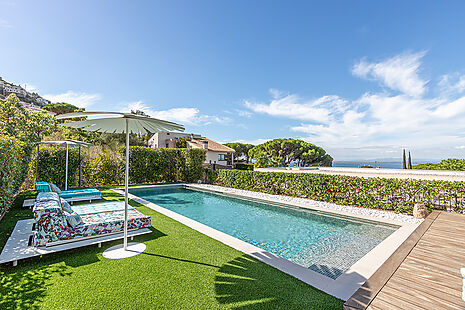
[50,183,62,194]
[35,182,51,193]
[65,212,83,228]
[60,198,73,213]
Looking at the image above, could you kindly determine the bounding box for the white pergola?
[37,140,92,190]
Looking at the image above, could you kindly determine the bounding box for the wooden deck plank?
[385,276,464,308]
[374,287,435,310]
[344,211,465,310]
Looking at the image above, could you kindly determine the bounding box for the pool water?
[130,186,397,279]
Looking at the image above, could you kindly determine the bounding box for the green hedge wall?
[234,163,254,170]
[0,135,31,217]
[37,147,81,189]
[35,146,207,187]
[214,170,465,214]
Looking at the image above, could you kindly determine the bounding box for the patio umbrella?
[56,112,185,259]
[37,140,92,190]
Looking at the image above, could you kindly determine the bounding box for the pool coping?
[113,184,421,301]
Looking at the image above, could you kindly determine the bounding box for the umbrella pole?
[124,119,129,251]
[65,144,69,191]
[79,146,82,187]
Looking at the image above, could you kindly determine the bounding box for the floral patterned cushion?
[36,192,60,203]
[33,199,151,247]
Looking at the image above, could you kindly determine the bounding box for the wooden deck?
[344,211,465,310]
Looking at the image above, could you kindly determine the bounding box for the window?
[218,154,226,161]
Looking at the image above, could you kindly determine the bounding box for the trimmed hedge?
[35,146,207,187]
[214,170,465,214]
[37,147,81,189]
[234,163,254,171]
[0,135,31,217]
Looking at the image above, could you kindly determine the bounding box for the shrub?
[214,170,465,214]
[234,163,254,170]
[87,152,124,186]
[0,135,31,217]
[204,168,218,184]
[413,159,465,171]
[33,146,207,187]
[37,147,81,189]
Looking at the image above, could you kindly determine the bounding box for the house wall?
[148,132,189,148]
[205,151,228,165]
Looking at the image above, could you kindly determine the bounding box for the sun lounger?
[33,192,151,247]
[35,182,102,202]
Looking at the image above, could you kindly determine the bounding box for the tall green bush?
[413,158,465,171]
[0,135,31,217]
[33,146,207,187]
[214,170,465,214]
[37,147,81,189]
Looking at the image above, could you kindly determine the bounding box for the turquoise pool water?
[130,186,397,279]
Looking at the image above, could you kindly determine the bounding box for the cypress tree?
[408,151,412,169]
[402,149,407,169]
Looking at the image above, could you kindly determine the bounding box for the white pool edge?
[114,184,420,301]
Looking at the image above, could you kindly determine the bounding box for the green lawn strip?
[0,188,344,309]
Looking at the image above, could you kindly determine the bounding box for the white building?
[3,84,27,97]
[35,97,51,106]
[148,132,235,166]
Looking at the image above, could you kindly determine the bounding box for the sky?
[1,1,465,161]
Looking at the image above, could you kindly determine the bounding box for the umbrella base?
[102,242,146,259]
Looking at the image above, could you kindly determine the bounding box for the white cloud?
[0,19,12,28]
[121,100,230,126]
[455,145,465,150]
[23,83,38,92]
[352,51,428,97]
[438,74,465,96]
[44,91,102,108]
[229,138,272,145]
[243,51,465,159]
[244,94,349,123]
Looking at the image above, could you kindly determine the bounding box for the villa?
[148,132,235,166]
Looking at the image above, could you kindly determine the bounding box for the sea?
[332,161,404,169]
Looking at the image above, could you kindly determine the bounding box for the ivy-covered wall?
[33,146,207,188]
[213,170,465,214]
[0,135,31,218]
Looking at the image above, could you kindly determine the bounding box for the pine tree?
[402,149,407,169]
[408,151,412,169]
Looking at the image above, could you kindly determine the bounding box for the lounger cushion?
[36,192,61,205]
[65,211,83,228]
[35,182,51,193]
[59,189,101,200]
[60,198,73,213]
[74,210,151,236]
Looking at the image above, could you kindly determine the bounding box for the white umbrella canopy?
[37,140,92,190]
[57,111,185,259]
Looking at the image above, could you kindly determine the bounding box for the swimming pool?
[129,186,398,279]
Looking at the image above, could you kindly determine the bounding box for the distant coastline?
[333,161,408,169]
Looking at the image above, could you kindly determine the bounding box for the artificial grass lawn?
[0,189,344,309]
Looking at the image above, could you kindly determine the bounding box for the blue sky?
[2,1,465,160]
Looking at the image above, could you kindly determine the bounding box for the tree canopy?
[248,138,333,167]
[44,102,83,115]
[224,142,255,163]
[0,94,56,143]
